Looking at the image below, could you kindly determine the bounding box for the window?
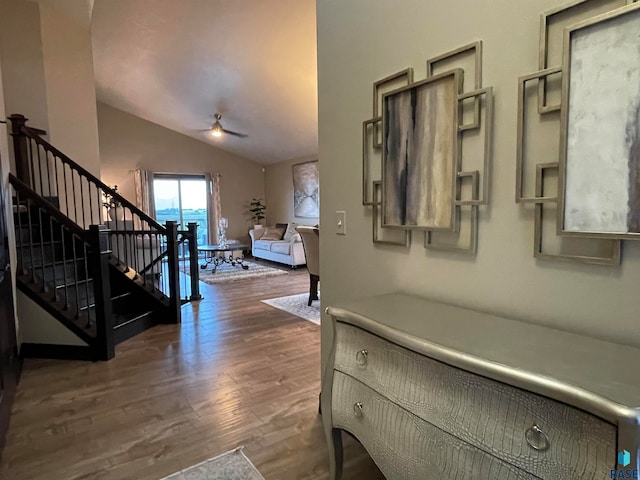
[153,174,208,246]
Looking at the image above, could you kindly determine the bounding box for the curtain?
[205,172,222,245]
[133,169,155,220]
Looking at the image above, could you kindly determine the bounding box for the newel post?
[89,225,115,361]
[8,114,30,186]
[165,221,182,323]
[187,222,202,301]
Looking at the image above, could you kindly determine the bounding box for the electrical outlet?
[336,211,346,235]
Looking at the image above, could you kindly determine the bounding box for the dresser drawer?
[332,371,538,480]
[333,322,616,479]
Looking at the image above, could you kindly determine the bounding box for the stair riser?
[113,311,157,344]
[18,244,64,264]
[14,220,65,243]
[20,262,90,286]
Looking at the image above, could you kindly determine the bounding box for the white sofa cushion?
[282,223,298,241]
[254,239,272,251]
[270,241,291,255]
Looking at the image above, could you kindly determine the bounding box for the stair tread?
[56,279,93,289]
[111,292,133,301]
[113,310,154,320]
[24,258,87,267]
[20,240,62,247]
[19,264,91,287]
[113,310,154,328]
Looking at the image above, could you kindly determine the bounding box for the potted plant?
[249,198,266,229]
[103,185,124,221]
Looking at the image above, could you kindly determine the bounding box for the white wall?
[264,154,319,226]
[39,1,101,177]
[0,0,100,176]
[17,292,87,345]
[317,0,640,374]
[97,103,265,242]
[0,0,50,167]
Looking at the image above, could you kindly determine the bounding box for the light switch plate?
[336,211,346,235]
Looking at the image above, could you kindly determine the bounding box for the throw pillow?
[252,228,265,239]
[283,223,298,241]
[260,227,285,241]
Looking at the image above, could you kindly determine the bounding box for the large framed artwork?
[558,4,640,239]
[361,41,493,254]
[382,70,461,230]
[292,161,319,218]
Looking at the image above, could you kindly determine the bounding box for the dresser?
[322,293,640,480]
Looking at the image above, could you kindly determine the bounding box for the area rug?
[160,447,265,480]
[184,260,287,284]
[261,293,321,325]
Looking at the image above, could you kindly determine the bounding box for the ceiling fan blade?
[222,128,248,138]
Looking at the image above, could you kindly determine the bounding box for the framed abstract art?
[292,161,319,218]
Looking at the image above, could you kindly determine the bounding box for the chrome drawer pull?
[525,425,550,451]
[355,349,368,366]
[353,402,363,418]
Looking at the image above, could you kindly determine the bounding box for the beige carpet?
[184,260,288,284]
[262,292,321,325]
[160,447,265,480]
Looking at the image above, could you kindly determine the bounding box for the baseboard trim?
[20,343,96,361]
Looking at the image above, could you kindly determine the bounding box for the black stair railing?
[10,175,114,359]
[8,113,201,317]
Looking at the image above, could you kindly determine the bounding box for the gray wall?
[317,0,640,374]
[97,103,265,242]
[265,154,319,226]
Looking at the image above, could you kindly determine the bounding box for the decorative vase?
[108,206,125,221]
[218,217,229,247]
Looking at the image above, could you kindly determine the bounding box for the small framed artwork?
[292,161,319,218]
[382,69,461,230]
[558,3,640,239]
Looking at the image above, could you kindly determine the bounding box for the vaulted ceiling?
[91,0,317,164]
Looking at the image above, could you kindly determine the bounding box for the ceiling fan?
[204,113,248,138]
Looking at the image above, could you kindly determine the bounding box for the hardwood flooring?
[0,262,384,480]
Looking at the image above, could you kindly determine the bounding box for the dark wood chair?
[295,226,319,306]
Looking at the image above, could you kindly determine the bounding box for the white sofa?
[250,227,306,267]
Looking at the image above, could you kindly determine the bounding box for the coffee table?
[198,243,249,272]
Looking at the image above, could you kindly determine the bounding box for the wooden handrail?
[9,174,88,239]
[21,125,166,232]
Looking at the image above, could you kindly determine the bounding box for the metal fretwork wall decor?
[517,0,639,266]
[362,41,493,254]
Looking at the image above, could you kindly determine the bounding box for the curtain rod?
[128,169,222,177]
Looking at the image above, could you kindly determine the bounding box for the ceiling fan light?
[211,121,223,137]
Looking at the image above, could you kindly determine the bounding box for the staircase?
[7,114,201,361]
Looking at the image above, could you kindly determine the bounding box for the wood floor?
[0,262,384,480]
